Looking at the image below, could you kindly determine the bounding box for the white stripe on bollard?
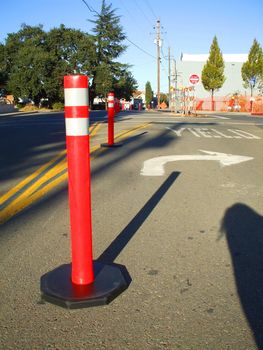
[64,88,89,106]
[108,102,114,108]
[65,118,89,136]
[108,95,114,101]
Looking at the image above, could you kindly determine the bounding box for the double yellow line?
[0,122,150,224]
[0,122,101,224]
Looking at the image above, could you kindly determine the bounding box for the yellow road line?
[0,122,150,224]
[90,122,102,137]
[1,172,68,224]
[115,122,150,140]
[0,149,66,206]
[1,157,67,214]
[89,123,151,160]
[0,123,101,206]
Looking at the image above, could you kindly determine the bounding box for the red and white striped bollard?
[64,75,94,285]
[108,92,115,145]
[101,92,122,148]
[40,75,130,308]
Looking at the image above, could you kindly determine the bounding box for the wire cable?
[125,37,156,59]
[144,0,158,20]
[133,0,153,26]
[80,0,99,15]
[117,0,147,34]
[81,0,156,61]
[161,47,169,61]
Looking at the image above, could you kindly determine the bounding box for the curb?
[0,110,63,117]
[0,111,39,117]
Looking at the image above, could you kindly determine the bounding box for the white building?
[176,53,250,98]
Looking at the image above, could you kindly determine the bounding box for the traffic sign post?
[40,75,130,309]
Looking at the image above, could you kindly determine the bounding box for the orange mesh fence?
[196,97,229,112]
[196,95,263,113]
[252,96,263,114]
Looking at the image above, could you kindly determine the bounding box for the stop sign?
[189,74,200,85]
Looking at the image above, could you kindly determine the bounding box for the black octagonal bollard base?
[101,142,123,148]
[40,261,131,309]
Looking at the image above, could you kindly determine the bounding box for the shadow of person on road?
[220,203,263,349]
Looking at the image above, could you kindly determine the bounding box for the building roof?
[132,90,145,98]
[181,53,248,63]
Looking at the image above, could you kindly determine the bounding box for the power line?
[144,0,158,20]
[125,37,155,59]
[80,0,99,15]
[161,47,169,61]
[161,61,168,75]
[163,31,171,49]
[80,0,155,60]
[117,0,147,34]
[133,0,153,26]
[117,0,135,18]
[81,0,157,81]
[115,0,157,61]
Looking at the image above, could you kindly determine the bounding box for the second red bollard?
[101,92,122,148]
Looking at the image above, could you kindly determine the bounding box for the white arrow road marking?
[141,150,254,176]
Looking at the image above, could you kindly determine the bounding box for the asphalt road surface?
[1,110,263,349]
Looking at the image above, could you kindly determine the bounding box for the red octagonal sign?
[189,74,200,85]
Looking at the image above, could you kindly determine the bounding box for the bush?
[52,102,64,111]
[19,104,39,112]
[15,103,24,109]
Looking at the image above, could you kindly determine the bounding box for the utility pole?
[172,59,177,89]
[155,19,161,108]
[168,46,171,109]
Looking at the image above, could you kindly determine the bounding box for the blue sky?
[1,0,263,93]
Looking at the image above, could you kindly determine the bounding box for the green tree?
[5,24,48,104]
[7,45,50,105]
[90,0,126,65]
[145,81,153,108]
[2,16,137,107]
[89,0,137,104]
[160,93,168,104]
[114,70,137,100]
[94,62,113,103]
[45,25,96,104]
[3,24,96,105]
[201,36,225,110]
[241,39,263,96]
[0,43,8,88]
[4,24,46,72]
